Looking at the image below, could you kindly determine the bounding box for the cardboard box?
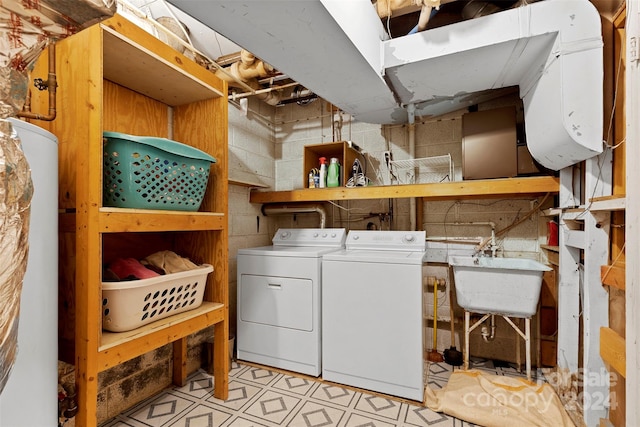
[303,141,365,188]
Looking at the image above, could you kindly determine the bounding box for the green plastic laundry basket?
[103,131,217,211]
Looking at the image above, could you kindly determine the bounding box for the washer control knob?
[331,233,337,238]
[404,234,415,242]
[280,231,291,239]
[322,233,328,238]
[353,235,359,240]
[313,232,319,238]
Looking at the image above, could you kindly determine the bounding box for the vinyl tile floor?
[101,358,543,427]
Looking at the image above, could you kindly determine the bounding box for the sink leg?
[525,317,531,382]
[464,310,470,371]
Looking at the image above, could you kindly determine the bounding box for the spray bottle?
[318,157,327,188]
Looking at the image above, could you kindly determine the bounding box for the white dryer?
[237,228,346,376]
[322,230,426,401]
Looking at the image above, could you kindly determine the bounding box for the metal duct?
[261,203,328,228]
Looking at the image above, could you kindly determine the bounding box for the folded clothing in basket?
[141,250,199,275]
[106,257,160,281]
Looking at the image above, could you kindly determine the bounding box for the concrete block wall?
[227,97,278,336]
[228,97,277,188]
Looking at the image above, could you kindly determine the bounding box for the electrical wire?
[161,0,193,46]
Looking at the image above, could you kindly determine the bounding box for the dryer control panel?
[272,228,347,247]
[345,230,426,251]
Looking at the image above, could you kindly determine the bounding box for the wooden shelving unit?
[35,14,229,426]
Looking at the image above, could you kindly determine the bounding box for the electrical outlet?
[384,151,392,168]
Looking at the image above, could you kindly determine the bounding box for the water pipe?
[481,314,497,342]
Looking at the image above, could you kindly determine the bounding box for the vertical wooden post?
[557,167,581,373]
[172,339,188,387]
[583,153,612,425]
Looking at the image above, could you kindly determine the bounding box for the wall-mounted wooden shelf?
[249,175,559,203]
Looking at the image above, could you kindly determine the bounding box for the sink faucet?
[474,226,499,258]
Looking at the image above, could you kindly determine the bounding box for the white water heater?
[0,119,58,426]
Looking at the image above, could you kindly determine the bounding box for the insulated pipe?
[215,49,281,105]
[261,203,327,229]
[215,50,274,85]
[416,4,433,32]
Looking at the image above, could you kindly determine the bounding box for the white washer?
[322,230,426,401]
[237,228,346,376]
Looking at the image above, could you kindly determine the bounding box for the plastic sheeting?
[426,369,575,427]
[0,0,115,395]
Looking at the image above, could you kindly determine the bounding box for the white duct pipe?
[261,203,327,229]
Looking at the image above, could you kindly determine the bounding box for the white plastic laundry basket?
[102,264,213,332]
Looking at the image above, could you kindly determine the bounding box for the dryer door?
[239,274,313,331]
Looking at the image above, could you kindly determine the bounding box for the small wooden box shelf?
[303,141,365,188]
[32,14,229,426]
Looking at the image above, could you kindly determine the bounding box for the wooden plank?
[541,339,557,367]
[600,419,614,427]
[51,22,106,427]
[101,14,225,104]
[214,319,230,400]
[98,302,224,370]
[583,153,613,426]
[250,176,559,203]
[601,264,626,290]
[600,327,626,378]
[172,339,188,387]
[541,245,559,266]
[590,195,626,211]
[542,207,562,217]
[99,209,225,232]
[557,167,581,374]
[625,1,639,424]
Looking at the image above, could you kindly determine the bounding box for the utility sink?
[449,256,552,318]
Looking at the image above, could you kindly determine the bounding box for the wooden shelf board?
[99,208,225,232]
[542,207,562,217]
[589,195,626,211]
[540,244,560,253]
[101,15,224,106]
[562,208,587,221]
[250,176,559,204]
[601,263,625,290]
[600,327,626,378]
[98,301,225,371]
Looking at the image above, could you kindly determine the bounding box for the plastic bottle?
[318,157,327,188]
[327,157,340,187]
